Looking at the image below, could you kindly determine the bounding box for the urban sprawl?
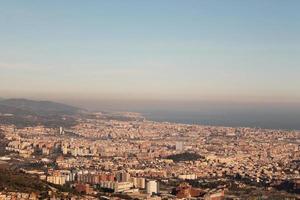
[0,112,299,200]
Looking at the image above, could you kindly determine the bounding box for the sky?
[1,0,300,109]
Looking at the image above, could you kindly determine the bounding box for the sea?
[86,101,300,131]
[136,104,300,131]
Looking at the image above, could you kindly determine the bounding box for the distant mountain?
[0,98,82,116]
[0,98,84,128]
[0,104,35,116]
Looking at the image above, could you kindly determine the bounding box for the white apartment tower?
[146,180,159,195]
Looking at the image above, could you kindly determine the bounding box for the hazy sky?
[1,0,300,105]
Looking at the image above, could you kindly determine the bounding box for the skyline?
[1,1,300,105]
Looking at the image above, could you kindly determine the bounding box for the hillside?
[0,98,83,128]
[0,104,35,116]
[0,129,9,156]
[0,168,49,194]
[165,152,204,162]
[0,98,82,115]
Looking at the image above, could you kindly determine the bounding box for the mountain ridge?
[0,98,83,116]
[0,98,83,128]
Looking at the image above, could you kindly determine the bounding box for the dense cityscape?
[0,104,299,199]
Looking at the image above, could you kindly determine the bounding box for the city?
[1,1,300,199]
[0,109,299,199]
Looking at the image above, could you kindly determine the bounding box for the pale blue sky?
[0,0,300,104]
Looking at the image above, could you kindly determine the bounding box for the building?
[99,181,133,193]
[137,177,146,189]
[175,183,204,199]
[176,141,184,152]
[114,182,134,193]
[75,183,94,194]
[47,175,66,185]
[178,174,197,180]
[116,171,131,182]
[59,127,64,135]
[146,180,159,195]
[131,177,146,189]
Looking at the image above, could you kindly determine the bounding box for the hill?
[0,98,82,115]
[0,129,9,156]
[0,168,49,194]
[0,98,83,128]
[165,152,204,162]
[0,104,35,116]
